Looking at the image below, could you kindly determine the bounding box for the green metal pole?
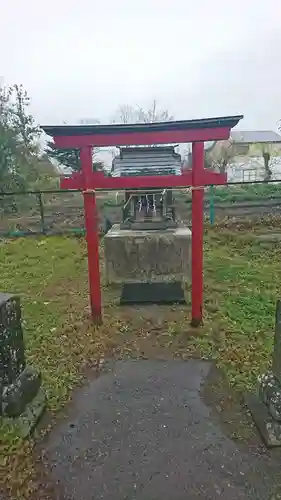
[209,185,215,225]
[37,193,46,234]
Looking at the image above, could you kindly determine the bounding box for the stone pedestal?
[0,293,46,438]
[104,224,191,285]
[245,300,281,447]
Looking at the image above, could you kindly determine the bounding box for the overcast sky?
[1,0,281,130]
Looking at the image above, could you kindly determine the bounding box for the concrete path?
[45,360,281,499]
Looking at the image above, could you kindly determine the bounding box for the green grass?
[1,227,280,497]
[0,237,89,411]
[210,182,281,203]
[202,230,278,388]
[180,182,281,203]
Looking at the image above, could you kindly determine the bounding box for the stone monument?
[0,293,46,438]
[104,146,191,304]
[245,300,281,447]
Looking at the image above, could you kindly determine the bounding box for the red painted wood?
[80,146,102,324]
[60,171,84,189]
[54,126,231,149]
[60,170,226,191]
[60,172,193,190]
[191,142,205,327]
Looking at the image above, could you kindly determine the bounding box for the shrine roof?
[42,115,243,137]
[112,145,182,177]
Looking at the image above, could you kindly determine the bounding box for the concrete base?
[104,224,191,285]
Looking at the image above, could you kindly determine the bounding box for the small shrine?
[104,145,191,303]
[112,146,181,230]
[120,187,177,231]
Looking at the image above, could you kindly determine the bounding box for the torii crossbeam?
[42,115,243,326]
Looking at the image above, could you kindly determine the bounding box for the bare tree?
[135,100,173,123]
[112,100,173,124]
[262,148,272,181]
[112,105,135,124]
[249,142,280,181]
[252,144,275,181]
[205,141,235,173]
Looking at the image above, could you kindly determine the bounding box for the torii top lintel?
[42,115,243,149]
[41,115,243,190]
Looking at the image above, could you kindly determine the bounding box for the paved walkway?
[45,360,281,499]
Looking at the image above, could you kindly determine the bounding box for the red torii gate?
[42,115,242,326]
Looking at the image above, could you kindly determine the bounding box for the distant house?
[207,130,281,181]
[230,130,281,155]
[211,130,281,157]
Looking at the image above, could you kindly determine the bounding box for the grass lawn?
[1,224,280,498]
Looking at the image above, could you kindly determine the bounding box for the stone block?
[273,299,281,384]
[0,292,46,438]
[245,392,281,447]
[3,387,46,439]
[246,300,281,447]
[0,292,25,385]
[2,366,42,417]
[104,224,191,285]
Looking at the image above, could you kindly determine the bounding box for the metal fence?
[0,189,124,237]
[1,180,281,237]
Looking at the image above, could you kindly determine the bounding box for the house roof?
[230,130,281,144]
[42,116,243,137]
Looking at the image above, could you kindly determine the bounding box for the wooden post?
[37,192,46,234]
[80,146,102,324]
[191,142,205,327]
[209,185,215,225]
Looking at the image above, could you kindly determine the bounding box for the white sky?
[1,0,281,130]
